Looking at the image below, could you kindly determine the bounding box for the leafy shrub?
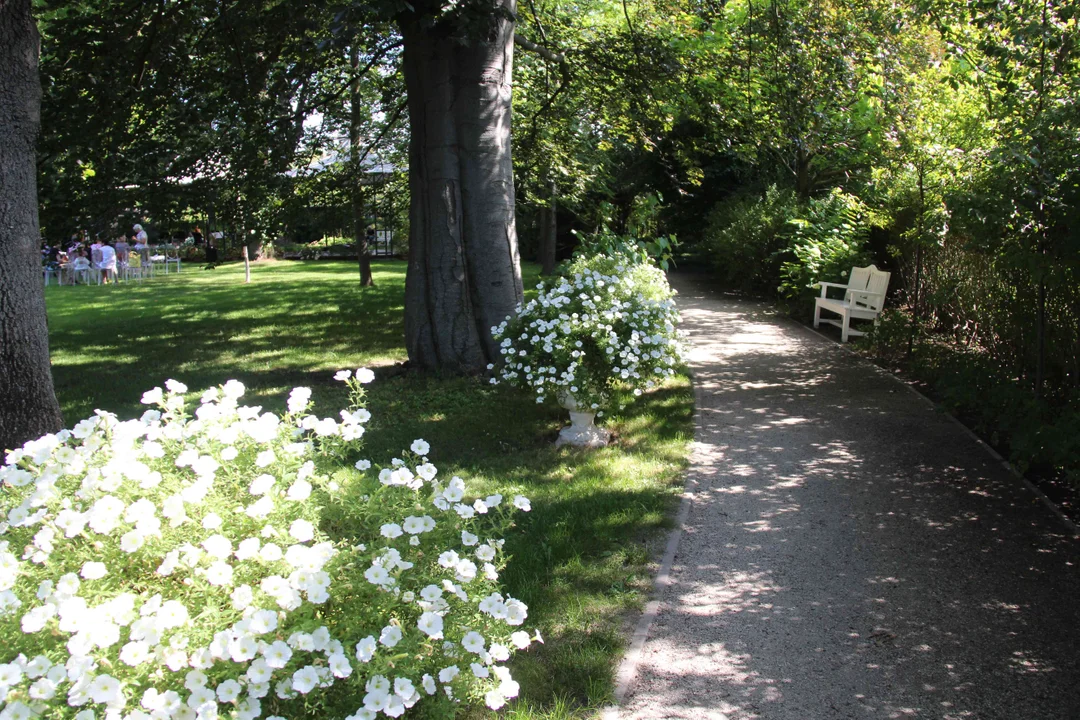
[490,252,684,414]
[778,189,873,317]
[863,311,1080,486]
[0,373,537,720]
[701,185,800,293]
[573,228,679,272]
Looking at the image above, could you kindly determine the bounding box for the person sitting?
[134,226,151,265]
[71,249,91,284]
[98,240,117,284]
[90,239,104,269]
[127,247,143,278]
[204,239,219,269]
[114,234,130,265]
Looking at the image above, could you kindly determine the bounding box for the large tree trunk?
[350,45,373,287]
[400,1,524,372]
[0,0,65,450]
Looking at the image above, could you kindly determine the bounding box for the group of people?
[44,224,151,285]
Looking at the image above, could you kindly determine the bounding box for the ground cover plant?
[40,261,694,718]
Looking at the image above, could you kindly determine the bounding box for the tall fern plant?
[778,189,873,317]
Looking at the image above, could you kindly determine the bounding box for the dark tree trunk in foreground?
[351,45,373,287]
[400,1,524,372]
[0,0,64,450]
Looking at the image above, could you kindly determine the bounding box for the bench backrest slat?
[846,264,890,312]
[847,266,872,292]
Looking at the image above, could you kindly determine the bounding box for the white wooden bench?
[813,264,891,342]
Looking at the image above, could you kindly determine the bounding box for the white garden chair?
[813,264,891,342]
[165,245,182,274]
[120,261,142,283]
[43,267,58,286]
[71,266,102,286]
[149,250,167,276]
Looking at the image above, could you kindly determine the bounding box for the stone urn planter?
[555,393,610,448]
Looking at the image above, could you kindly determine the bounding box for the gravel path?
[612,274,1080,720]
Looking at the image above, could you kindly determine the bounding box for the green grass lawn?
[44,260,694,718]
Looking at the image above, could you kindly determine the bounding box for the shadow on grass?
[361,375,694,716]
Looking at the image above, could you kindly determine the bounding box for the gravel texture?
[613,275,1080,720]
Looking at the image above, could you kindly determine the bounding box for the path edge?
[599,369,706,719]
[793,319,1080,539]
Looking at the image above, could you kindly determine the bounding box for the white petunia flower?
[417,612,444,639]
[262,641,292,669]
[291,666,319,694]
[249,474,275,496]
[289,519,315,542]
[379,625,402,648]
[287,480,312,501]
[80,561,107,580]
[141,388,164,405]
[328,653,353,678]
[216,680,242,703]
[461,631,485,654]
[354,636,377,663]
[202,534,232,560]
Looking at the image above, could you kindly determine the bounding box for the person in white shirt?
[98,240,117,283]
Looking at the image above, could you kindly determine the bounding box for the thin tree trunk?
[0,0,64,450]
[539,179,557,275]
[351,45,373,287]
[400,1,524,372]
[795,144,811,200]
[909,164,925,358]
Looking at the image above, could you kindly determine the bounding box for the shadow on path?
[620,275,1080,720]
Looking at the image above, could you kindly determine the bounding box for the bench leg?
[813,301,822,328]
[841,310,851,342]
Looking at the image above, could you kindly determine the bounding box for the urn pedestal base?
[556,410,610,448]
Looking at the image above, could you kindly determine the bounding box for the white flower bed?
[490,252,685,413]
[0,372,536,720]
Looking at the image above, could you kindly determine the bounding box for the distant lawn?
[44,259,694,718]
[46,260,409,422]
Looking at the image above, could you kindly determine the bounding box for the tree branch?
[269,41,402,127]
[349,99,408,178]
[513,33,568,69]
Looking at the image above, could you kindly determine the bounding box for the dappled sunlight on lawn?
[45,261,409,421]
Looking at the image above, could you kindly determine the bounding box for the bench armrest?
[815,281,850,298]
[845,290,887,308]
[846,290,885,301]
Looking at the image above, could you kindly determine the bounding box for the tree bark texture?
[350,45,373,287]
[400,1,524,372]
[0,0,65,450]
